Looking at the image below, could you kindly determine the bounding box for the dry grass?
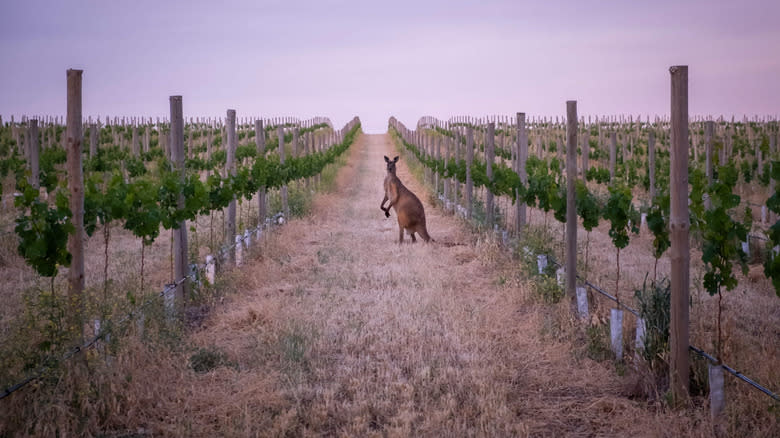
[1,133,777,436]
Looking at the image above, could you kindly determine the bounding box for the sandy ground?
[161,133,734,437]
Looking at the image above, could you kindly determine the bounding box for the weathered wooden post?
[222,121,227,153]
[425,134,432,185]
[705,121,714,210]
[161,125,170,159]
[292,127,299,159]
[89,123,98,158]
[206,129,213,163]
[226,109,237,264]
[187,125,194,159]
[435,136,441,195]
[770,130,778,225]
[66,69,85,340]
[648,129,656,201]
[129,125,137,156]
[582,120,590,180]
[485,122,495,228]
[466,126,474,220]
[279,126,289,218]
[566,102,578,302]
[29,119,40,189]
[255,119,266,223]
[669,65,690,402]
[536,131,543,158]
[516,112,527,234]
[144,125,150,153]
[304,132,312,190]
[444,135,451,210]
[609,131,617,181]
[170,96,189,308]
[453,129,461,210]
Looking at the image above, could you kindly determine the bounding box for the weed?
[586,322,612,362]
[634,276,671,374]
[532,276,564,304]
[517,224,560,277]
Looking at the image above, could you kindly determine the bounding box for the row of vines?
[0,106,361,401]
[389,113,780,394]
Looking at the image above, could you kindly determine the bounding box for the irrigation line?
[444,189,780,403]
[0,267,202,402]
[545,255,641,317]
[540,251,779,403]
[1,210,286,401]
[214,212,283,261]
[689,346,780,402]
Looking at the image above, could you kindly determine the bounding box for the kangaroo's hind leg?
[398,224,404,244]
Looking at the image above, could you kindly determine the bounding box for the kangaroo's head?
[384,155,399,175]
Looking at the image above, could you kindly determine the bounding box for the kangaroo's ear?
[384,155,390,163]
[393,156,399,163]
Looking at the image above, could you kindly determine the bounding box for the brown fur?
[380,156,433,243]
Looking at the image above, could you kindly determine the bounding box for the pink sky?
[1,0,778,133]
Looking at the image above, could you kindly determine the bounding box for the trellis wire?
[0,213,286,401]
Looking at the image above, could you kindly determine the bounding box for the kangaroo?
[380,155,433,243]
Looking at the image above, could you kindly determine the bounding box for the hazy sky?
[1,0,778,133]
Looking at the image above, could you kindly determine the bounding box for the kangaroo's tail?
[419,227,434,243]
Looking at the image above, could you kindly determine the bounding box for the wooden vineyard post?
[89,123,98,158]
[255,119,266,224]
[705,121,714,210]
[649,129,656,201]
[29,119,39,189]
[206,128,212,163]
[516,112,527,234]
[466,126,474,220]
[669,65,690,402]
[610,131,617,181]
[536,135,542,158]
[453,129,461,211]
[144,125,150,154]
[435,136,441,196]
[222,121,227,155]
[622,135,629,177]
[582,119,589,180]
[771,130,778,225]
[226,109,237,264]
[304,132,312,190]
[444,134,451,211]
[279,126,289,219]
[557,129,564,172]
[425,134,432,186]
[66,69,85,340]
[163,126,170,160]
[486,122,495,228]
[170,96,189,308]
[293,127,299,159]
[131,125,139,156]
[187,125,194,159]
[566,102,578,301]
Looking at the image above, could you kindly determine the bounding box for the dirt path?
[176,133,702,437]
